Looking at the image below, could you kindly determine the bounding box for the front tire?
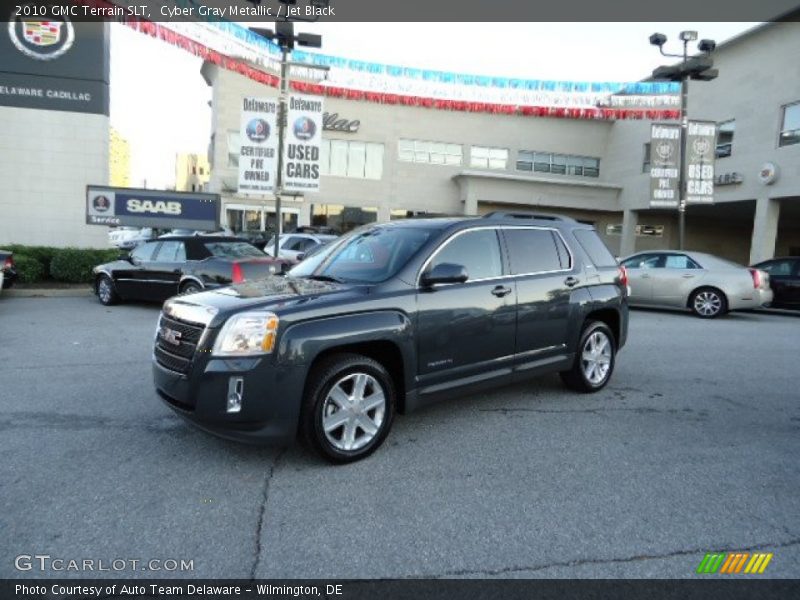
[560,321,616,393]
[690,287,727,319]
[97,275,119,306]
[300,353,395,464]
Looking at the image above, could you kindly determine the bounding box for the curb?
[3,288,93,298]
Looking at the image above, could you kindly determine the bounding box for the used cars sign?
[85,185,220,230]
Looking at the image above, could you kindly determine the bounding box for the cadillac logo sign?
[8,16,75,61]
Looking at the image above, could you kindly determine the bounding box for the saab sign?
[86,186,220,230]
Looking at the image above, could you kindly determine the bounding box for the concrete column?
[620,209,638,257]
[749,197,780,264]
[463,188,478,216]
[377,205,392,223]
[296,202,311,227]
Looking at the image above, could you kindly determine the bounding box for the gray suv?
[153,212,629,463]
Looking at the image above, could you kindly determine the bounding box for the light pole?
[649,31,718,250]
[248,0,328,259]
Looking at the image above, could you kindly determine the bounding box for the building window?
[199,167,204,175]
[642,143,651,173]
[519,150,600,178]
[470,146,508,170]
[320,140,384,180]
[716,120,735,158]
[192,166,197,175]
[779,101,800,147]
[226,130,239,168]
[398,139,462,165]
[311,204,378,234]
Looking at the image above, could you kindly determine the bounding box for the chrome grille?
[155,313,206,375]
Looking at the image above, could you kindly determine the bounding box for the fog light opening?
[227,377,244,413]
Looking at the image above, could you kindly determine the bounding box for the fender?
[277,310,415,394]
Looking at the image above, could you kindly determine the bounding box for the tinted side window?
[430,229,503,281]
[131,242,157,263]
[154,241,183,262]
[622,254,663,269]
[573,229,617,267]
[284,236,307,251]
[759,260,794,276]
[504,228,563,274]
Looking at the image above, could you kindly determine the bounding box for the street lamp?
[246,0,328,258]
[650,31,718,251]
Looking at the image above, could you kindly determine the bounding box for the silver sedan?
[620,250,773,318]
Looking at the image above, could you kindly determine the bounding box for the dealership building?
[0,18,798,265]
[203,21,799,264]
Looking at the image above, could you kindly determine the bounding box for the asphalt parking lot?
[1,295,799,579]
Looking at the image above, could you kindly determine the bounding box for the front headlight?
[212,311,279,357]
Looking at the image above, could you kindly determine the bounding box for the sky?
[110,22,760,189]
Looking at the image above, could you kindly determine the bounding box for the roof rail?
[481,211,574,222]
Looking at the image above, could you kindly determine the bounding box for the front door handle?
[491,285,512,298]
[564,276,580,288]
[682,274,696,278]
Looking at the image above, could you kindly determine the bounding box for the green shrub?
[5,245,59,275]
[13,255,45,284]
[50,248,119,284]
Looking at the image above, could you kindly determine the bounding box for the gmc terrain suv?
[153,213,629,463]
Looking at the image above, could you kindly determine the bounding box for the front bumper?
[153,355,306,445]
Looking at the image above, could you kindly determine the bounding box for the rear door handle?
[564,276,580,288]
[682,274,696,278]
[491,285,512,298]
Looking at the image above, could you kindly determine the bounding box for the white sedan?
[620,250,772,318]
[263,233,338,261]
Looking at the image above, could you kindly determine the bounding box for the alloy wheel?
[694,291,722,317]
[581,331,612,385]
[322,372,386,452]
[98,278,112,303]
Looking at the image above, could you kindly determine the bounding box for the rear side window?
[664,254,700,269]
[573,229,617,267]
[204,242,264,258]
[503,228,564,274]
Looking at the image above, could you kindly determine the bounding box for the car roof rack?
[481,211,575,222]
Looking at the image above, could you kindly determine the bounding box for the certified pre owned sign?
[8,14,75,61]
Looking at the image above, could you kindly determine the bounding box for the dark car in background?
[751,257,800,309]
[92,236,289,305]
[1,250,18,291]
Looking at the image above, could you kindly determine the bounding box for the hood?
[165,275,362,326]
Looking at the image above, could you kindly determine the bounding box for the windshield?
[288,226,433,283]
[204,241,264,258]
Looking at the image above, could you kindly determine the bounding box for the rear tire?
[180,281,202,295]
[300,353,395,464]
[690,287,727,319]
[560,321,616,393]
[96,275,119,306]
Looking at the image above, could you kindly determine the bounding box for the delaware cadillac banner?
[283,94,324,194]
[237,97,279,195]
[86,185,220,230]
[685,120,717,204]
[648,123,681,209]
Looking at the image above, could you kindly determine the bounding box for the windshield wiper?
[305,274,347,284]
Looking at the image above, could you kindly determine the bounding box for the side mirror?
[118,252,131,261]
[421,263,469,286]
[296,253,305,262]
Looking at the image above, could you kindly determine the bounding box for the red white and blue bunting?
[78,0,681,120]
